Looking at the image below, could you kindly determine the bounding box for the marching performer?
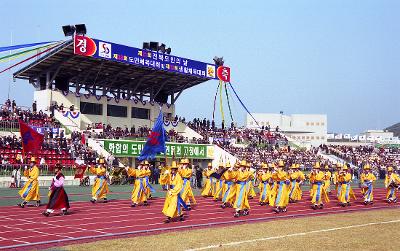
[201,163,215,197]
[360,164,376,205]
[384,166,400,203]
[127,161,152,207]
[258,163,273,205]
[310,162,328,209]
[221,162,237,208]
[18,157,41,208]
[161,161,188,223]
[333,163,342,199]
[289,163,304,203]
[179,158,196,210]
[246,162,257,199]
[90,158,109,203]
[143,162,155,199]
[338,164,355,207]
[43,164,70,216]
[233,160,252,217]
[213,162,226,201]
[270,160,290,213]
[323,164,332,194]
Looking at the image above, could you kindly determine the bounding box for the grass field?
[62,208,400,251]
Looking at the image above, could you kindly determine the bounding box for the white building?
[360,130,394,142]
[246,113,327,146]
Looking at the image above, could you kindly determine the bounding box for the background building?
[246,113,327,146]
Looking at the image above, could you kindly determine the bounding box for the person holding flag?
[17,120,44,208]
[160,161,188,223]
[18,157,41,208]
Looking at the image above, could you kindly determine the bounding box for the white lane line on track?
[3,193,391,225]
[0,205,398,250]
[1,200,397,234]
[185,219,400,251]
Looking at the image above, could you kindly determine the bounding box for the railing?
[0,121,19,132]
[0,164,77,177]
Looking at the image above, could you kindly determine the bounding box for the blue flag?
[138,110,167,161]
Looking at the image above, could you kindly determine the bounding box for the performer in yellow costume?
[310,162,328,209]
[338,164,355,207]
[143,162,154,199]
[323,165,332,195]
[201,163,215,197]
[233,160,252,217]
[90,158,109,203]
[179,158,196,210]
[221,162,237,208]
[126,161,153,207]
[161,161,188,223]
[360,164,376,205]
[246,163,256,199]
[213,162,226,201]
[384,166,400,203]
[270,160,290,213]
[18,157,41,208]
[258,163,273,205]
[333,163,342,199]
[288,163,304,203]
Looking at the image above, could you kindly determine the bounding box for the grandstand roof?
[13,39,213,104]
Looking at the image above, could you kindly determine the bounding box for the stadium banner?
[31,126,60,135]
[73,35,230,81]
[103,140,214,159]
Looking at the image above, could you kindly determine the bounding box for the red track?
[0,188,399,250]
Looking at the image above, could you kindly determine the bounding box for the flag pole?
[18,120,26,161]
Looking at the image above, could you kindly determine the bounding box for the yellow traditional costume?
[310,162,329,209]
[179,159,196,209]
[213,162,226,201]
[127,161,153,207]
[161,161,187,223]
[18,157,40,207]
[360,164,376,205]
[90,158,109,203]
[333,163,342,199]
[246,163,256,199]
[270,161,290,213]
[221,163,237,208]
[338,165,356,206]
[258,163,273,205]
[201,163,215,197]
[233,160,252,217]
[384,167,400,203]
[288,164,304,203]
[323,165,332,194]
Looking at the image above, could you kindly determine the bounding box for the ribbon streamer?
[224,82,234,122]
[0,43,56,63]
[219,81,225,124]
[228,82,260,127]
[0,41,57,53]
[0,42,62,74]
[212,81,221,121]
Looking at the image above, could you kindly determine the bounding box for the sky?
[0,0,399,134]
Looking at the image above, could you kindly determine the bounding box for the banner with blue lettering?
[31,126,60,135]
[74,35,230,81]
